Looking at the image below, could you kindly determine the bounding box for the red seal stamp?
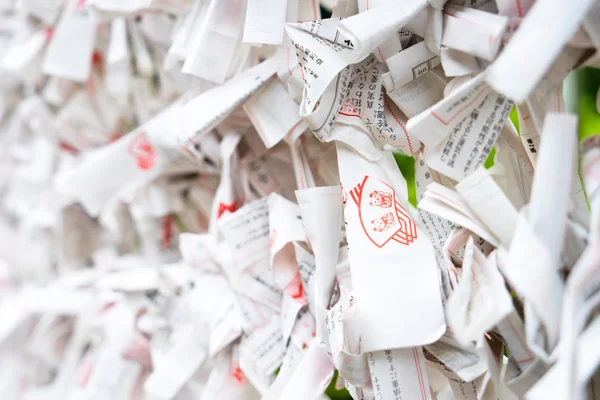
[350,176,417,248]
[216,201,238,219]
[128,133,156,171]
[230,365,247,385]
[284,273,306,305]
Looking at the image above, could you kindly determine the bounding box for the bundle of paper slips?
[0,0,599,399]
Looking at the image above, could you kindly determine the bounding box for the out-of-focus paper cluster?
[0,0,600,399]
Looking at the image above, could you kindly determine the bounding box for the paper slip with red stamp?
[337,133,445,352]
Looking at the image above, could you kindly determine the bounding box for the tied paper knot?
[427,0,448,11]
[217,201,239,219]
[424,0,449,55]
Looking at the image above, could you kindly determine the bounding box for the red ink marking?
[285,273,306,304]
[108,132,122,142]
[269,229,278,248]
[79,361,93,388]
[161,214,173,250]
[430,85,489,125]
[516,0,523,17]
[338,112,361,118]
[98,301,116,314]
[443,11,484,27]
[128,133,157,170]
[217,201,238,219]
[350,176,417,248]
[58,141,80,156]
[43,27,54,43]
[231,366,247,384]
[413,348,427,400]
[377,46,385,62]
[506,315,534,364]
[91,50,104,75]
[447,77,460,95]
[122,333,152,367]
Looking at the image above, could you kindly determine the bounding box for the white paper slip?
[446,238,514,345]
[56,102,182,216]
[527,316,600,400]
[338,0,428,63]
[144,328,207,400]
[386,70,447,118]
[128,20,154,78]
[243,77,304,149]
[21,0,63,24]
[181,57,278,143]
[424,90,513,182]
[368,347,432,400]
[43,0,99,82]
[440,47,481,77]
[285,19,356,112]
[528,113,578,270]
[88,0,188,14]
[239,315,286,379]
[525,46,584,133]
[441,5,507,61]
[495,124,534,210]
[228,259,284,314]
[418,182,501,247]
[277,340,334,400]
[294,243,317,314]
[496,312,535,371]
[295,186,342,308]
[296,185,342,350]
[219,197,270,270]
[414,153,457,300]
[382,41,441,91]
[76,345,141,400]
[182,0,247,84]
[374,27,418,63]
[326,289,370,387]
[337,58,419,154]
[495,0,534,16]
[105,17,130,105]
[244,0,287,45]
[0,28,47,77]
[485,0,595,102]
[425,339,487,383]
[268,193,306,264]
[502,214,563,355]
[337,139,445,351]
[430,359,484,400]
[455,166,519,247]
[280,291,305,342]
[407,74,491,148]
[201,346,261,400]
